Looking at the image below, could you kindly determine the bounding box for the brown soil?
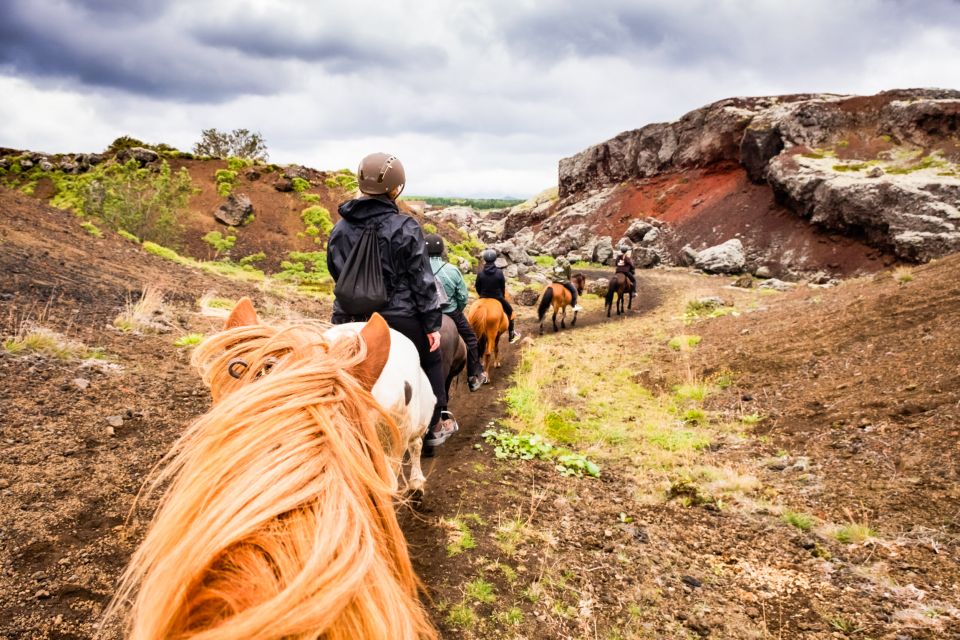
[2,189,958,639]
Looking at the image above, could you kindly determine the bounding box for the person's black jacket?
[327,195,442,331]
[475,262,506,298]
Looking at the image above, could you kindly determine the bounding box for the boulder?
[592,236,615,264]
[20,158,34,169]
[116,147,159,165]
[214,193,254,226]
[245,169,261,181]
[758,278,796,292]
[516,287,540,306]
[754,265,773,278]
[633,247,661,268]
[694,239,745,274]
[504,264,519,279]
[494,256,509,269]
[731,275,754,288]
[679,245,699,266]
[642,227,660,244]
[587,278,610,296]
[625,220,654,243]
[273,176,294,192]
[39,160,53,171]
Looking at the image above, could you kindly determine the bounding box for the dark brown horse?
[439,314,466,397]
[537,273,586,334]
[605,272,635,317]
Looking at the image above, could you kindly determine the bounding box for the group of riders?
[328,153,637,452]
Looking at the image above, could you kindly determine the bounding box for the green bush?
[226,156,253,171]
[215,169,237,197]
[49,160,193,247]
[422,222,437,234]
[117,229,140,243]
[80,221,102,237]
[202,230,236,257]
[275,251,332,294]
[106,135,148,153]
[301,206,333,239]
[291,176,310,192]
[239,251,266,266]
[300,193,321,204]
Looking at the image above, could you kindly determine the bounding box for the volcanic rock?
[214,194,254,226]
[694,239,745,274]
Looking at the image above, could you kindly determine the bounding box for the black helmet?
[620,245,629,253]
[482,248,497,263]
[425,233,444,256]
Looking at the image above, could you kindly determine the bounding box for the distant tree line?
[402,196,524,210]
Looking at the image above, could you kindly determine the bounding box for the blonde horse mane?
[104,310,436,639]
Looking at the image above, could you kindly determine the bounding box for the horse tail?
[105,324,436,640]
[537,286,554,322]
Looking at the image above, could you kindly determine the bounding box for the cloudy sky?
[1,0,958,197]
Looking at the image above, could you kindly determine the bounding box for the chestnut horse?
[466,296,510,382]
[105,300,437,640]
[605,272,635,317]
[537,273,586,334]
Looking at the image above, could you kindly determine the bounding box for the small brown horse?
[466,296,510,382]
[605,272,635,317]
[537,273,586,334]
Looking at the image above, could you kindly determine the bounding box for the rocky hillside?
[0,144,450,274]
[490,89,960,278]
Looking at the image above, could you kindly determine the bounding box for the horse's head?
[195,297,390,403]
[571,272,586,294]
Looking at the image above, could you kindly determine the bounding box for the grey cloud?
[193,21,448,72]
[0,0,287,101]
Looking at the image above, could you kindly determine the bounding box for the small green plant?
[465,578,496,604]
[446,604,477,628]
[215,169,237,197]
[496,606,523,626]
[442,516,478,556]
[202,297,236,310]
[834,523,875,544]
[668,334,701,351]
[422,222,437,234]
[301,206,333,238]
[533,254,556,267]
[672,382,711,403]
[782,510,815,531]
[892,266,914,284]
[275,251,333,294]
[117,229,140,243]
[80,221,103,237]
[143,241,185,262]
[832,163,869,172]
[681,408,707,425]
[741,413,764,425]
[481,429,600,478]
[225,156,253,172]
[238,251,266,266]
[828,615,863,635]
[202,230,236,257]
[174,333,204,348]
[300,193,321,204]
[291,176,310,192]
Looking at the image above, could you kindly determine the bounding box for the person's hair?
[104,321,436,639]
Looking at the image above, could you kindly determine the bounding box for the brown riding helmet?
[357,152,405,196]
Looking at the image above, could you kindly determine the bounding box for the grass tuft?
[174,333,204,348]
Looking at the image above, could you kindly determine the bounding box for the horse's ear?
[224,297,258,329]
[351,313,391,390]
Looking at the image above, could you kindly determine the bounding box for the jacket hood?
[338,195,398,223]
[482,262,499,275]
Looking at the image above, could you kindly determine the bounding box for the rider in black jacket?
[475,249,521,343]
[327,152,457,448]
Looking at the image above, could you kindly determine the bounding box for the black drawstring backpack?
[334,223,389,316]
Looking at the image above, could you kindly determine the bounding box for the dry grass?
[113,286,169,333]
[3,324,106,361]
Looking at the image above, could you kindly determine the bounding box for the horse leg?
[494,333,502,368]
[572,309,577,327]
[407,435,426,500]
[560,307,566,330]
[553,308,560,332]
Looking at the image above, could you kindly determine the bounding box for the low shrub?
[80,221,102,237]
[202,230,236,257]
[301,206,333,239]
[291,176,310,192]
[215,169,237,197]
